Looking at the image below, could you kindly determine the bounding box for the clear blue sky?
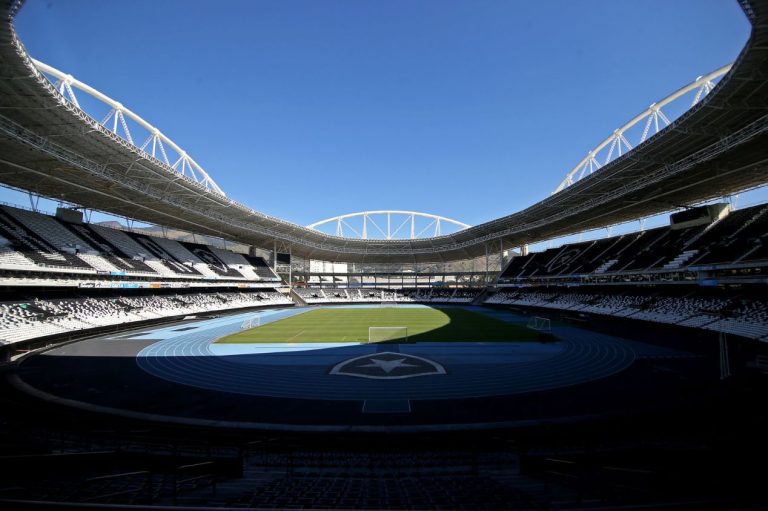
[6,0,757,232]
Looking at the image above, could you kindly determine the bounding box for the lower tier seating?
[293,288,481,304]
[0,289,292,345]
[485,287,768,340]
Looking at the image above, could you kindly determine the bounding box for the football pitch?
[216,306,538,343]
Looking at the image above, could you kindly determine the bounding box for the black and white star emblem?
[330,352,446,379]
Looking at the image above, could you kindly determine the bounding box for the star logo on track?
[360,357,417,373]
[330,352,446,379]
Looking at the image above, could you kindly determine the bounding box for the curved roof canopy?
[0,0,767,263]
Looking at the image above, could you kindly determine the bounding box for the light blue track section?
[118,307,311,343]
[131,304,686,401]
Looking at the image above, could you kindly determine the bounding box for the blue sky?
[5,0,760,238]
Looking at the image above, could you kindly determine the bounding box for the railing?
[171,462,217,505]
[77,470,152,503]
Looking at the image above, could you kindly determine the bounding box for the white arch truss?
[31,59,225,196]
[553,63,733,195]
[307,211,471,239]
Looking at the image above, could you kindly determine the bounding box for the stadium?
[0,0,767,509]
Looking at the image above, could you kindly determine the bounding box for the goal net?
[526,316,551,332]
[368,326,408,343]
[240,315,260,330]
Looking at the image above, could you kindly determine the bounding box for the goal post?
[241,315,260,330]
[368,326,408,343]
[527,316,554,342]
[526,316,551,332]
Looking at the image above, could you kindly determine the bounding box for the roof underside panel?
[0,0,766,263]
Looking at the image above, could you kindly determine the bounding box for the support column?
[288,245,292,287]
[719,331,731,380]
[28,192,40,212]
[273,240,277,272]
[500,238,504,269]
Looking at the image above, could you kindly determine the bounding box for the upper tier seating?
[0,236,35,267]
[244,255,281,281]
[127,234,205,277]
[689,205,768,265]
[62,222,159,275]
[0,205,276,281]
[209,247,261,279]
[0,207,92,270]
[499,203,768,281]
[181,242,244,278]
[89,224,186,277]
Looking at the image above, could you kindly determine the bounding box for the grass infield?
[216,307,538,343]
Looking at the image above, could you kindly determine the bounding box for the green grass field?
[216,307,538,343]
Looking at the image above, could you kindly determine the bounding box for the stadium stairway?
[289,288,307,306]
[472,288,492,305]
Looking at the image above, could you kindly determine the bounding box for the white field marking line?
[285,330,306,343]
